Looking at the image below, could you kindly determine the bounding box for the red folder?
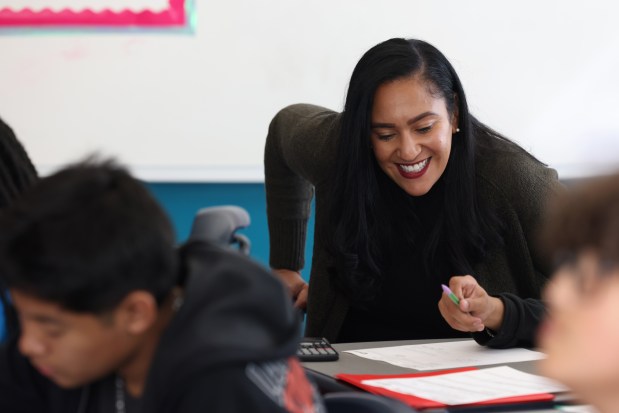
[336,367,555,410]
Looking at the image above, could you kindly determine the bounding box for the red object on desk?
[336,367,555,410]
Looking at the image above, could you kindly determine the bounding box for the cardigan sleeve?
[473,138,564,348]
[472,294,545,348]
[477,138,564,278]
[264,104,340,271]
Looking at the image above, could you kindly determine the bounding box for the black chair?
[187,206,417,412]
[188,205,251,254]
[324,392,417,413]
[188,206,417,412]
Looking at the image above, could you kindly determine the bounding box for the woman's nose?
[397,133,421,160]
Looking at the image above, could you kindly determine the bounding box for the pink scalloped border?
[0,0,186,27]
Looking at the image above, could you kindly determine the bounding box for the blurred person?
[0,159,323,413]
[0,116,38,342]
[539,173,619,413]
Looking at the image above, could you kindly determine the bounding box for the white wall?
[1,0,618,181]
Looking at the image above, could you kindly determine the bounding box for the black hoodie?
[0,242,324,413]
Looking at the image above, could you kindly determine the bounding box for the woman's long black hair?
[329,38,503,303]
[0,117,38,339]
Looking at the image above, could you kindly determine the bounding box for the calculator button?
[297,337,339,362]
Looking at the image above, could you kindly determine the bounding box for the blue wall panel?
[146,182,315,282]
[0,183,314,341]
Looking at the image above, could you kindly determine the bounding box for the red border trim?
[0,0,186,27]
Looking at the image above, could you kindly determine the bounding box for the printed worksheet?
[345,340,546,370]
[362,366,567,405]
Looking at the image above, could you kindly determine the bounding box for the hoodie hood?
[142,241,302,411]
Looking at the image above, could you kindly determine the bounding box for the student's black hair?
[0,117,38,337]
[0,158,178,314]
[329,38,504,303]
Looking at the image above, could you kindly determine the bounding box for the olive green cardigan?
[264,103,562,347]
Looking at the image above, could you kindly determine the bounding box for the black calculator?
[297,337,339,362]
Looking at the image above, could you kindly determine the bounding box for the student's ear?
[115,291,158,335]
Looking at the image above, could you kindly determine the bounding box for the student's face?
[10,290,138,389]
[370,75,457,197]
[538,251,619,397]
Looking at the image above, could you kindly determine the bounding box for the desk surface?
[303,339,576,412]
[303,338,539,378]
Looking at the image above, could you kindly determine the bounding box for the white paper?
[362,366,568,405]
[558,406,598,413]
[0,0,169,13]
[344,340,546,371]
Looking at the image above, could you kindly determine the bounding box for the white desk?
[303,339,575,412]
[304,338,540,377]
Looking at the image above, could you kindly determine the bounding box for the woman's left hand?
[438,275,505,333]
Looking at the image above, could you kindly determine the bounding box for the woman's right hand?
[272,268,308,310]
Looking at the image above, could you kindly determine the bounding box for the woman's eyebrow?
[371,111,438,129]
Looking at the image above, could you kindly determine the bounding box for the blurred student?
[0,116,38,342]
[0,159,323,413]
[538,173,619,413]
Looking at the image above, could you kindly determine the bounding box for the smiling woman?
[264,38,563,347]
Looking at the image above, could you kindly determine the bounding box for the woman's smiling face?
[370,75,457,197]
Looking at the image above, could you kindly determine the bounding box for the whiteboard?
[1,0,618,182]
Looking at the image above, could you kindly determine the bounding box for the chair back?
[188,205,251,255]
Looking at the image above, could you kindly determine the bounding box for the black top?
[94,375,142,413]
[338,176,468,342]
